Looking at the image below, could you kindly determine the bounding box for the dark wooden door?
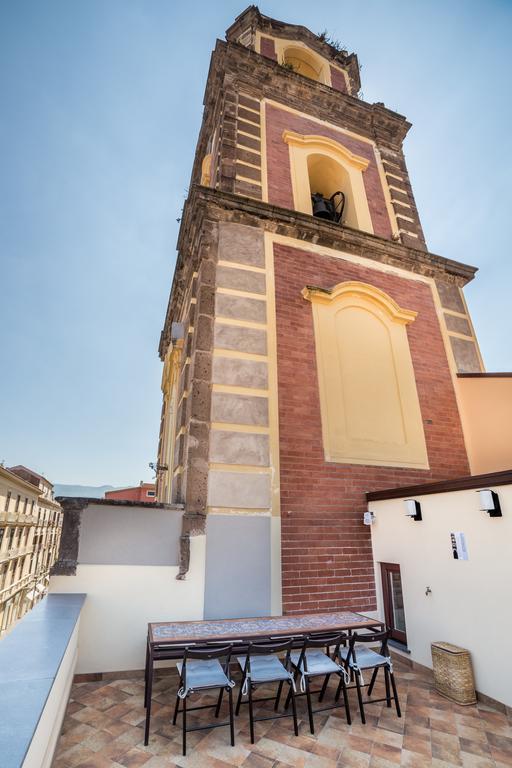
[380,562,407,645]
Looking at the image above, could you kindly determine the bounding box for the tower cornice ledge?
[159,186,477,357]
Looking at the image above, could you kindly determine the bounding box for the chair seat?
[176,658,232,690]
[290,649,342,677]
[339,646,390,670]
[237,654,293,683]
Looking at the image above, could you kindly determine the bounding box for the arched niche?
[283,131,374,234]
[282,45,326,83]
[303,281,429,468]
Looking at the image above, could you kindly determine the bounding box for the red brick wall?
[265,104,392,239]
[329,66,348,93]
[274,243,470,614]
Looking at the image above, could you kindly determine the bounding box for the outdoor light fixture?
[477,489,502,517]
[363,510,375,526]
[404,498,422,521]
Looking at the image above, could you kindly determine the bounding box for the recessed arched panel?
[303,281,429,468]
[283,46,325,82]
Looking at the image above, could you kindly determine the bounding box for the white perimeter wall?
[50,535,206,674]
[370,484,512,707]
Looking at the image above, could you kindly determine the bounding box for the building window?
[146,490,156,497]
[303,280,428,468]
[4,491,11,512]
[14,495,21,514]
[283,131,374,233]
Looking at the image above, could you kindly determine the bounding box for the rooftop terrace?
[52,660,512,768]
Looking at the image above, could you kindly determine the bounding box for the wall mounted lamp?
[477,489,502,517]
[363,511,375,526]
[404,498,422,521]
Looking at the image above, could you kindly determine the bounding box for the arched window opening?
[282,46,325,83]
[307,153,353,226]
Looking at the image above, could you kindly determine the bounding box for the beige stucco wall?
[49,535,206,674]
[456,376,512,474]
[369,484,512,707]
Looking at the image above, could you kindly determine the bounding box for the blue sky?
[1,0,511,486]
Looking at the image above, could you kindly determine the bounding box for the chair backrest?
[241,638,294,676]
[345,629,390,667]
[296,632,348,673]
[180,644,233,686]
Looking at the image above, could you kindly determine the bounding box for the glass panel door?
[380,562,407,644]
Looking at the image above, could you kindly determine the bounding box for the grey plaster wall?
[204,514,271,619]
[78,504,183,566]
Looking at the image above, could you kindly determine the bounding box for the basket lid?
[431,641,469,654]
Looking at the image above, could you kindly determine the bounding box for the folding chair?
[236,638,299,743]
[338,629,401,723]
[173,644,236,755]
[286,632,352,733]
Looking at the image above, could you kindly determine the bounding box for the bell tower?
[157,7,483,618]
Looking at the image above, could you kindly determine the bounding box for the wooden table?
[144,610,383,744]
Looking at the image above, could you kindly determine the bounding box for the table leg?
[144,646,154,745]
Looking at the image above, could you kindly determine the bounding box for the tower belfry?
[157,7,482,618]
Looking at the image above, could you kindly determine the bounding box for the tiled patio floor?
[52,657,512,768]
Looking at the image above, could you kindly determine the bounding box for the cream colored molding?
[282,131,373,233]
[213,349,268,362]
[237,129,260,141]
[443,308,468,318]
[263,231,281,520]
[458,287,485,371]
[209,463,272,474]
[200,154,211,186]
[387,175,405,184]
[373,144,399,238]
[211,422,270,434]
[303,281,417,324]
[236,158,261,170]
[306,279,428,468]
[235,174,262,186]
[398,229,419,238]
[217,260,266,274]
[237,115,260,129]
[283,130,369,171]
[207,507,271,516]
[215,317,267,330]
[212,383,269,397]
[391,200,412,209]
[447,330,477,341]
[217,287,267,302]
[236,142,260,157]
[260,100,269,203]
[396,213,415,224]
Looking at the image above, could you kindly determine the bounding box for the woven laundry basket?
[431,641,476,705]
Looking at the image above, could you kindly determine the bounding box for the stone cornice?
[160,185,477,357]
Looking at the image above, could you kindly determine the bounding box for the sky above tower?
[1,0,511,486]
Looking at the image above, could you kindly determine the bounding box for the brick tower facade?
[157,7,483,618]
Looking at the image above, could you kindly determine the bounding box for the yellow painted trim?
[447,330,476,341]
[373,145,399,238]
[260,100,269,203]
[238,103,260,116]
[396,213,415,224]
[235,174,262,186]
[209,463,271,474]
[443,309,468,318]
[236,158,261,170]
[398,229,419,238]
[387,175,405,184]
[263,231,281,522]
[211,422,270,434]
[236,143,261,157]
[303,281,418,324]
[237,115,260,129]
[216,287,267,302]
[237,129,261,141]
[217,260,266,274]
[207,507,271,516]
[307,279,428,468]
[391,200,412,209]
[177,389,189,407]
[212,384,269,397]
[282,130,374,234]
[215,317,267,330]
[173,466,184,477]
[213,349,268,362]
[283,130,369,171]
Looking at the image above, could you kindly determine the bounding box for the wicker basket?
[431,641,476,705]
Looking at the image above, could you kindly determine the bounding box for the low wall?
[0,593,85,768]
[368,475,512,708]
[50,499,206,673]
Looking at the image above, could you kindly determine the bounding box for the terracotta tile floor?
[52,658,512,768]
